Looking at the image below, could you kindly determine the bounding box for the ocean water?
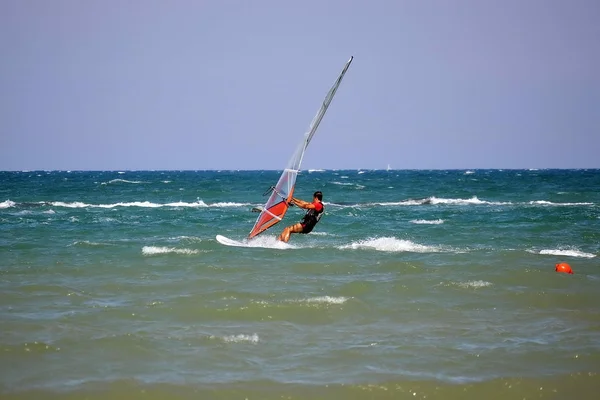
[1,169,599,399]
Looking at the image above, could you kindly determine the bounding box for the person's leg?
[278,223,304,242]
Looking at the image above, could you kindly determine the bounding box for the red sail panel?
[248,187,294,239]
[248,201,288,239]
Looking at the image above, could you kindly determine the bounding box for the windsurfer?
[277,191,324,242]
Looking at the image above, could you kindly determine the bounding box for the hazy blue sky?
[1,0,599,170]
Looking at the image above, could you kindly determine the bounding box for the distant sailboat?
[386,164,391,171]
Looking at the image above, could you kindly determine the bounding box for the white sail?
[248,56,353,239]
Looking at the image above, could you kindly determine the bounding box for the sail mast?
[297,56,353,168]
[248,57,353,239]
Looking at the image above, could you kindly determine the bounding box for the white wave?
[373,200,424,206]
[464,170,475,174]
[163,201,209,208]
[309,231,330,236]
[162,181,171,183]
[308,169,325,173]
[429,196,509,206]
[529,200,593,206]
[101,179,145,185]
[301,296,349,304]
[332,181,365,189]
[370,196,511,207]
[43,209,56,214]
[171,236,203,243]
[451,280,492,289]
[538,249,596,258]
[95,217,118,223]
[70,240,111,247]
[45,200,252,209]
[323,202,349,208]
[210,202,249,207]
[48,200,210,209]
[219,333,259,344]
[50,201,89,208]
[100,201,162,208]
[340,237,441,253]
[142,246,199,255]
[332,181,354,186]
[337,197,591,209]
[411,219,444,225]
[0,200,16,209]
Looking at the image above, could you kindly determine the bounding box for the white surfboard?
[216,235,246,247]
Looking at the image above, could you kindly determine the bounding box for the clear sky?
[1,0,599,171]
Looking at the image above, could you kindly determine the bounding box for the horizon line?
[1,167,599,173]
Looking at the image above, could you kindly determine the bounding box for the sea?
[1,169,599,399]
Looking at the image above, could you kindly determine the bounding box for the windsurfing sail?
[248,56,353,239]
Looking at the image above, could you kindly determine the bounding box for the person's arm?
[291,197,317,209]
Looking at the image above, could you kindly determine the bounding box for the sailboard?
[216,234,247,247]
[247,56,353,239]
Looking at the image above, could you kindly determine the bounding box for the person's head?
[313,191,323,201]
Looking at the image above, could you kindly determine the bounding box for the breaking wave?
[0,200,16,209]
[212,333,259,344]
[528,200,594,206]
[339,237,443,253]
[37,200,250,209]
[536,249,596,258]
[292,296,349,305]
[446,280,493,289]
[411,219,444,225]
[142,246,199,255]
[101,179,146,185]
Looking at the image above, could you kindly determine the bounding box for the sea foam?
[142,246,199,255]
[216,333,260,344]
[370,196,511,207]
[529,200,594,206]
[0,200,16,209]
[451,280,493,289]
[411,219,444,225]
[300,296,349,304]
[340,237,441,253]
[101,179,145,185]
[538,249,596,258]
[45,200,240,208]
[243,236,295,250]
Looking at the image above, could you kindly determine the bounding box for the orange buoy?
[555,262,573,274]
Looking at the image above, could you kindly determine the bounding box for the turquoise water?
[1,169,599,399]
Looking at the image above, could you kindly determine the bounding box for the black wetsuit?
[300,201,324,233]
